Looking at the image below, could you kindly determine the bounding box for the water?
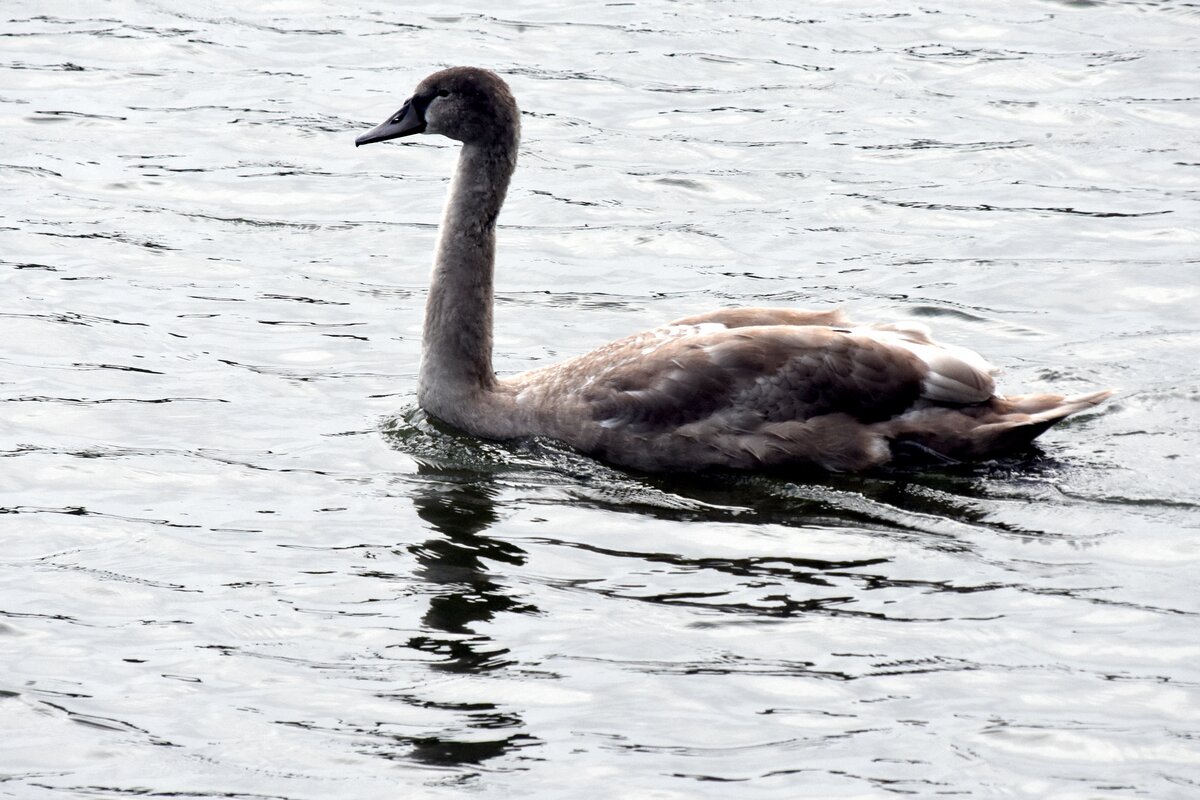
[3,1,1198,797]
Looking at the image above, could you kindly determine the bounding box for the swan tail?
[885,389,1112,463]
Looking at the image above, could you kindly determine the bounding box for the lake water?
[3,1,1199,797]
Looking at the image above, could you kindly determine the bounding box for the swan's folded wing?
[668,307,849,329]
[579,325,936,433]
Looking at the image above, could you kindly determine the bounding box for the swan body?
[356,67,1109,472]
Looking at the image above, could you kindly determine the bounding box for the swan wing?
[668,307,849,329]
[575,324,986,433]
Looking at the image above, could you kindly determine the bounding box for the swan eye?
[437,89,450,98]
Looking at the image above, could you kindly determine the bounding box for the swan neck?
[419,140,517,413]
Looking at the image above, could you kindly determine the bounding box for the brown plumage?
[356,67,1111,473]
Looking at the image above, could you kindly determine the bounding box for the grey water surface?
[3,1,1199,798]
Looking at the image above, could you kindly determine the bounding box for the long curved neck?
[418,139,517,418]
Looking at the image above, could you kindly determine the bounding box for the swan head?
[355,66,520,149]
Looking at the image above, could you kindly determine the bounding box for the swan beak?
[355,98,426,146]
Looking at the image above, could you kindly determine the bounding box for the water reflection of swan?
[400,468,537,765]
[356,67,1109,473]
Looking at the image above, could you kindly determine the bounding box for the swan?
[355,66,1110,472]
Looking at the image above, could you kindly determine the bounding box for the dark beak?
[355,98,426,147]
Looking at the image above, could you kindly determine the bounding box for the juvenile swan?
[355,66,1110,472]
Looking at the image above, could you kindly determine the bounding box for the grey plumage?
[356,67,1111,473]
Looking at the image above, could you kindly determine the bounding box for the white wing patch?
[858,323,996,404]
